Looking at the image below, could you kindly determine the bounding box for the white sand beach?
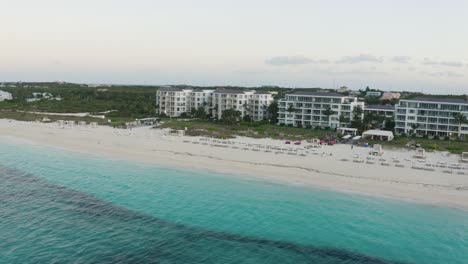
[1,119,468,210]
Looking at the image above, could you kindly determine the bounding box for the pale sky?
[1,0,468,94]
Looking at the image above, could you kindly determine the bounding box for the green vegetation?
[158,118,335,140]
[0,110,106,124]
[0,82,156,121]
[367,136,468,154]
[1,82,467,154]
[221,109,242,125]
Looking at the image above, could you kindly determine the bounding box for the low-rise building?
[380,92,401,101]
[277,91,364,128]
[366,91,382,97]
[395,97,468,137]
[0,90,13,101]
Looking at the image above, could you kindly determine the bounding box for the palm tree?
[453,113,468,138]
[286,104,296,113]
[338,114,350,127]
[243,102,253,126]
[323,107,336,127]
[351,106,364,131]
[212,105,219,119]
[410,123,419,136]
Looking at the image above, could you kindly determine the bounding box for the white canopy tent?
[462,152,468,162]
[337,127,358,136]
[362,130,394,141]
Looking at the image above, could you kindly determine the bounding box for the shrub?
[270,132,280,137]
[255,127,266,132]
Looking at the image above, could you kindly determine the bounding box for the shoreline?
[1,119,468,211]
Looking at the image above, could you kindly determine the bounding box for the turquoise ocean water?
[0,138,467,263]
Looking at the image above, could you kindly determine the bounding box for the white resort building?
[156,87,274,120]
[211,89,274,121]
[364,104,395,118]
[277,91,364,128]
[0,90,13,101]
[395,97,468,137]
[156,87,214,117]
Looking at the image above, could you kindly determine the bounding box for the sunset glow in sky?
[1,0,468,93]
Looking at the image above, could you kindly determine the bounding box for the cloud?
[419,70,464,78]
[392,56,411,64]
[445,71,464,78]
[439,61,464,67]
[422,58,464,68]
[336,54,384,64]
[265,56,328,66]
[310,68,387,76]
[422,58,438,65]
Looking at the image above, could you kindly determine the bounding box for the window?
[440,104,459,111]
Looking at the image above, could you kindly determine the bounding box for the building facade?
[211,89,274,121]
[395,97,468,137]
[156,87,214,117]
[156,87,274,120]
[0,90,13,101]
[364,105,395,118]
[277,92,364,128]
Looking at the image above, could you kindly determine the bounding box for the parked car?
[294,141,301,145]
[285,141,291,144]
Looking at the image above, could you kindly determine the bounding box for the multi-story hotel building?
[156,87,214,117]
[277,91,364,128]
[211,89,274,121]
[395,97,468,137]
[156,87,274,120]
[364,104,395,118]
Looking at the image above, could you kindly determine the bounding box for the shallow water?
[1,139,467,263]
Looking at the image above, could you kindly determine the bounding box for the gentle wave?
[1,167,409,264]
[1,140,468,263]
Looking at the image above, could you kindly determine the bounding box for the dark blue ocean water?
[1,140,467,263]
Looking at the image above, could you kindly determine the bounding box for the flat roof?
[404,96,468,104]
[158,87,186,92]
[288,91,345,97]
[366,104,395,110]
[362,130,394,137]
[213,89,251,94]
[254,91,272,95]
[192,89,215,93]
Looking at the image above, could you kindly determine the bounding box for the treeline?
[0,83,157,118]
